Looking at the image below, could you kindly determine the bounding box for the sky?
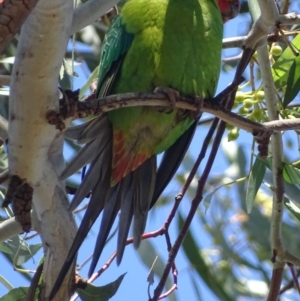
[0,7,249,301]
[1,3,299,301]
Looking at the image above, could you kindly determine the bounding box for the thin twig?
[267,262,284,301]
[280,269,300,295]
[26,262,43,301]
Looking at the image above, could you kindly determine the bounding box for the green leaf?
[3,236,42,265]
[0,287,28,301]
[272,34,300,90]
[178,213,234,301]
[282,162,300,184]
[0,242,14,254]
[137,240,176,301]
[79,66,99,98]
[283,56,300,106]
[63,58,80,77]
[15,242,42,265]
[76,273,126,301]
[202,190,216,212]
[284,197,300,221]
[265,159,300,185]
[245,158,266,213]
[189,272,203,301]
[203,181,238,212]
[147,256,158,285]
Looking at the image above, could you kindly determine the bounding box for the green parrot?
[50,0,239,297]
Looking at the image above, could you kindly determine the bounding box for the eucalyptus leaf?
[282,162,300,184]
[0,287,29,301]
[284,197,300,221]
[77,273,126,301]
[137,240,176,301]
[178,213,234,301]
[245,157,266,213]
[3,237,42,266]
[79,66,99,98]
[272,34,300,90]
[283,55,300,107]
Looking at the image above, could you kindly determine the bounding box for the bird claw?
[154,86,180,113]
[190,96,203,119]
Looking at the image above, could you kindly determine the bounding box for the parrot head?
[218,0,240,23]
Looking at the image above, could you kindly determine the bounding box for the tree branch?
[8,0,77,300]
[0,217,22,242]
[50,91,300,136]
[71,0,121,34]
[247,0,298,299]
[0,0,40,53]
[254,0,286,264]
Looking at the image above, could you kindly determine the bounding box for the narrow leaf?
[178,213,234,301]
[63,58,80,77]
[282,162,300,184]
[283,55,300,107]
[3,237,42,265]
[284,197,300,221]
[245,158,266,213]
[137,240,176,301]
[272,34,300,89]
[0,242,14,254]
[147,256,158,285]
[76,273,126,301]
[0,287,28,301]
[79,66,99,98]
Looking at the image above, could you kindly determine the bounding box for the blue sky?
[0,8,249,301]
[2,4,298,301]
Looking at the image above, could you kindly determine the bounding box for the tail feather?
[50,116,114,299]
[64,119,95,141]
[70,125,113,212]
[116,175,134,264]
[69,153,103,211]
[61,117,111,181]
[60,137,102,181]
[150,120,198,208]
[89,184,121,276]
[49,166,111,300]
[88,157,157,274]
[52,116,193,299]
[78,116,108,144]
[133,156,156,248]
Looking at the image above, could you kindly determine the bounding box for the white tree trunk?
[9,0,76,299]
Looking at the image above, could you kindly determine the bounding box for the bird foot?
[154,86,180,113]
[190,96,203,119]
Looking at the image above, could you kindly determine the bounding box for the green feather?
[97,17,134,96]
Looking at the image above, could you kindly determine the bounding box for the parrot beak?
[220,0,240,23]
